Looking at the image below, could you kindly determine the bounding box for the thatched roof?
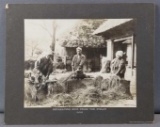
[60,35,106,48]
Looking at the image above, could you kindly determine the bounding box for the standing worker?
[71,47,86,79]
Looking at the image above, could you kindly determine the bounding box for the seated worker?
[71,47,86,79]
[110,51,126,79]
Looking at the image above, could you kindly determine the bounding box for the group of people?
[34,46,126,80]
[71,47,126,79]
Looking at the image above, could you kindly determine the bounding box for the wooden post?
[106,39,113,60]
[131,36,134,76]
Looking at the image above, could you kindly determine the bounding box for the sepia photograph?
[24,19,136,108]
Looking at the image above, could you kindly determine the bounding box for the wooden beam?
[131,36,134,76]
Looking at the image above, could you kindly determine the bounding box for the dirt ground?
[24,69,137,108]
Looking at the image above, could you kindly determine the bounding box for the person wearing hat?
[110,50,126,78]
[34,51,54,79]
[71,47,86,79]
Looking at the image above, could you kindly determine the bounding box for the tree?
[25,40,41,60]
[60,19,107,47]
[35,20,57,52]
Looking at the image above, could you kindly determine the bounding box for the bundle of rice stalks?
[24,79,48,106]
[75,86,103,106]
[47,82,64,97]
[92,76,103,88]
[64,79,87,93]
[101,76,133,100]
[50,93,77,106]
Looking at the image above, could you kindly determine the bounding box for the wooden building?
[93,19,136,77]
[60,36,106,72]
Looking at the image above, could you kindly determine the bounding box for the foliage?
[60,19,107,48]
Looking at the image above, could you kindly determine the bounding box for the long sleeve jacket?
[71,54,86,71]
